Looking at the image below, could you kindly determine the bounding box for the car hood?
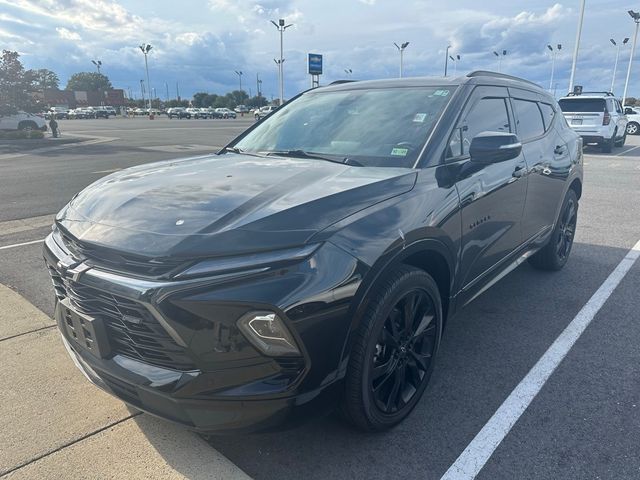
[57,153,416,259]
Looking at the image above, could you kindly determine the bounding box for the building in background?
[36,89,126,108]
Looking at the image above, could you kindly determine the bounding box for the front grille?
[58,229,185,278]
[47,261,197,371]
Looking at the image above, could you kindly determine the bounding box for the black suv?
[44,71,582,433]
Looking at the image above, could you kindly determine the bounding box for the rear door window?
[513,99,545,141]
[558,98,606,113]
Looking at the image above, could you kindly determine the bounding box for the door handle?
[554,145,566,155]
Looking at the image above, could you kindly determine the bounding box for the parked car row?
[46,106,116,120]
[166,107,237,119]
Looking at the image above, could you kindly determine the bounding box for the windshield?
[233,86,455,167]
[558,98,606,113]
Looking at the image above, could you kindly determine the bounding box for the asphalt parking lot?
[1,117,639,479]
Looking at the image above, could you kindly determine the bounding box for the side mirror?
[624,107,634,115]
[470,131,522,163]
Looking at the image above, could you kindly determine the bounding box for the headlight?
[174,243,320,279]
[237,311,300,356]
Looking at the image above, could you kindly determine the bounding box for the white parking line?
[616,145,640,156]
[441,238,640,480]
[0,136,116,160]
[0,239,44,251]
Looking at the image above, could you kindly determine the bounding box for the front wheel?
[529,189,578,271]
[342,266,442,432]
[626,122,639,135]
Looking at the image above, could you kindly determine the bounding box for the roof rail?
[566,91,614,97]
[466,70,541,89]
[329,80,357,85]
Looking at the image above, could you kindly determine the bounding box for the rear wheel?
[529,189,578,271]
[626,122,639,135]
[18,121,37,131]
[600,133,614,153]
[342,266,442,432]
[615,130,627,147]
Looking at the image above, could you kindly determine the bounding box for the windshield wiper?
[265,150,363,166]
[223,146,243,153]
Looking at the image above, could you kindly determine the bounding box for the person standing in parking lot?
[49,116,59,138]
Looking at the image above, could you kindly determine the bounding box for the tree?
[28,69,60,90]
[66,72,112,91]
[0,50,39,113]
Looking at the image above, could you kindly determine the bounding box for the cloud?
[2,0,640,99]
[55,26,81,40]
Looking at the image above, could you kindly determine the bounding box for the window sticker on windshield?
[391,147,408,156]
[413,113,427,123]
[433,90,450,97]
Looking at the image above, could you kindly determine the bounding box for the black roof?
[318,70,548,98]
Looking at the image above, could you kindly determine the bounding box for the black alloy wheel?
[555,194,577,262]
[529,189,578,271]
[342,266,442,431]
[370,288,438,414]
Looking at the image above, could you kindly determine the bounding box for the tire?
[528,189,578,271]
[341,265,443,432]
[18,121,37,131]
[255,114,260,120]
[615,130,627,147]
[626,122,639,136]
[600,133,614,153]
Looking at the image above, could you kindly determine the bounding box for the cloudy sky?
[1,0,638,100]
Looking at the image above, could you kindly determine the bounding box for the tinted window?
[558,98,606,113]
[513,99,545,141]
[447,97,510,158]
[539,103,556,131]
[235,87,455,168]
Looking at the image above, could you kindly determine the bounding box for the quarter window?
[539,103,556,131]
[513,99,545,141]
[447,97,511,158]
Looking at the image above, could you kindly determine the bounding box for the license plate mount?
[58,298,111,359]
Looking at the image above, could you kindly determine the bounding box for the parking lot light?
[547,44,562,92]
[139,43,153,117]
[91,60,102,74]
[568,0,585,92]
[610,38,630,94]
[271,18,293,106]
[448,54,461,75]
[493,50,507,73]
[394,42,409,78]
[344,68,352,77]
[623,11,640,104]
[234,70,243,92]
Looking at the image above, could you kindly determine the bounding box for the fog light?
[237,311,300,356]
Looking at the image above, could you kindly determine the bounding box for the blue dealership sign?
[308,53,323,75]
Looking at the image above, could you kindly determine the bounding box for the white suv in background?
[558,92,627,153]
[0,111,47,131]
[623,105,640,135]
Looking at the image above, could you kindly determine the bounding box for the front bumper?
[44,231,364,432]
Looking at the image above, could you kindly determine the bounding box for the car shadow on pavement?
[195,241,630,480]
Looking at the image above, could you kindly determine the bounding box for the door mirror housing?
[470,132,522,163]
[624,107,634,115]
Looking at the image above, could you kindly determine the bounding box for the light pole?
[449,54,461,75]
[610,38,629,93]
[344,68,352,77]
[140,79,145,104]
[139,43,153,115]
[493,50,507,72]
[444,45,451,76]
[623,10,640,105]
[394,42,409,78]
[547,44,562,91]
[271,18,293,105]
[234,70,243,92]
[568,0,585,92]
[91,60,102,74]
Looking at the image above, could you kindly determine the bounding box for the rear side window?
[539,103,556,131]
[558,98,606,113]
[447,97,511,158]
[513,99,545,141]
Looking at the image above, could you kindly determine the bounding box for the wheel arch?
[336,238,456,378]
[568,177,582,200]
